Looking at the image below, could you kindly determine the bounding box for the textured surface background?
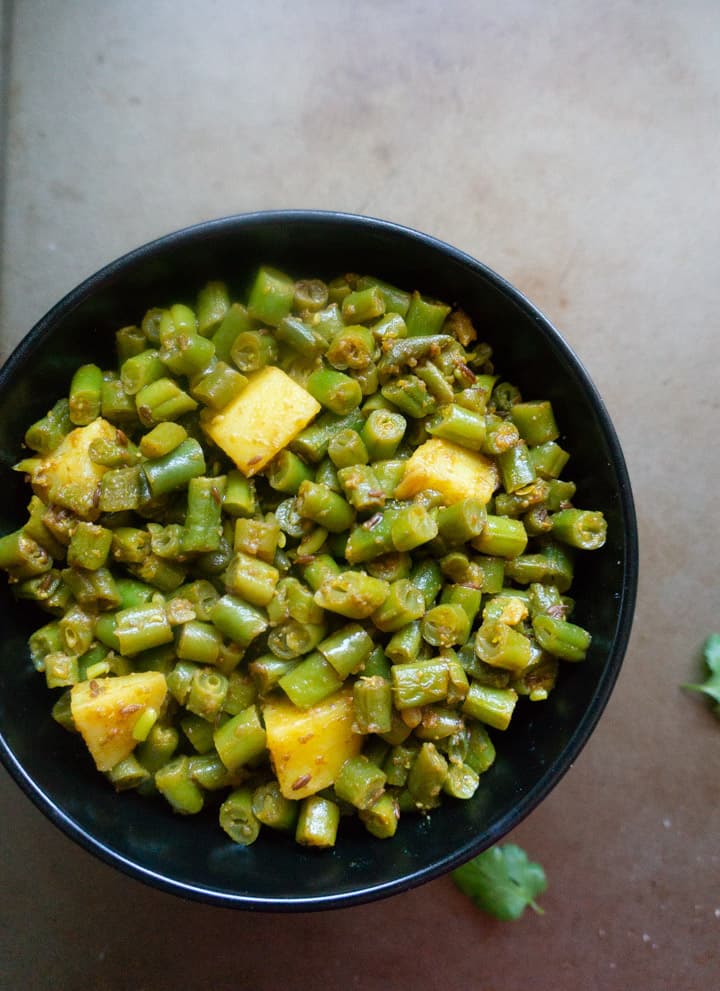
[1,1,718,987]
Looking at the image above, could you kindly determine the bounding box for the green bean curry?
[0,268,606,848]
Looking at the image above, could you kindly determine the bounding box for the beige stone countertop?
[1,2,718,988]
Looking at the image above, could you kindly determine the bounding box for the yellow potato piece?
[262,687,362,800]
[394,437,499,505]
[28,417,117,520]
[200,366,320,476]
[70,672,167,772]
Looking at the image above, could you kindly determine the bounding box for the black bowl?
[0,211,637,910]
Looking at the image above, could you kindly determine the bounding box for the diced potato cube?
[262,687,362,800]
[200,366,320,476]
[394,438,499,505]
[27,417,117,520]
[70,672,167,772]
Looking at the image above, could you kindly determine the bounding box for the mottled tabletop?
[1,2,718,988]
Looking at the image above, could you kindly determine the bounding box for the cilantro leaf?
[451,844,547,921]
[683,634,720,711]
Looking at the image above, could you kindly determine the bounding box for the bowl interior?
[0,213,637,909]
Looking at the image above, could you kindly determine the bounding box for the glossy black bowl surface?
[0,211,637,910]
